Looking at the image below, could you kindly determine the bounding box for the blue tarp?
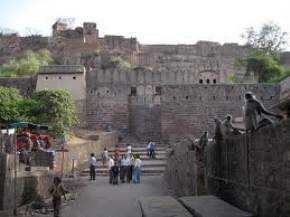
[8,122,48,130]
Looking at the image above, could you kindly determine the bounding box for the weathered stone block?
[179,195,254,217]
[139,196,192,217]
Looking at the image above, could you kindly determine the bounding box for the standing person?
[133,154,142,184]
[120,155,125,183]
[128,154,135,182]
[89,153,97,181]
[48,177,66,217]
[146,140,151,156]
[102,147,109,166]
[112,161,119,185]
[108,155,115,184]
[122,155,130,183]
[127,144,132,158]
[149,141,155,159]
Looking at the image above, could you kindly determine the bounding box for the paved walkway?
[61,176,172,217]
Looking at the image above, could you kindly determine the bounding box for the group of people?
[89,144,142,184]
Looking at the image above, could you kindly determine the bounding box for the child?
[48,177,66,217]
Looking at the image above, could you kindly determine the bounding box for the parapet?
[39,65,85,74]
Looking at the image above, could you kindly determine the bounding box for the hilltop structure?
[0,21,289,142]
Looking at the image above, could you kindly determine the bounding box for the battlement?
[39,65,85,74]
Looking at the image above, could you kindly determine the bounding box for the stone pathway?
[59,176,172,217]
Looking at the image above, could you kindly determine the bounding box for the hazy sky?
[0,0,290,47]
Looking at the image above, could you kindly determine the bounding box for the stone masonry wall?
[0,76,37,96]
[161,84,280,142]
[0,153,53,210]
[164,138,197,196]
[86,84,130,132]
[280,76,290,101]
[128,96,161,141]
[206,120,290,217]
[0,35,48,64]
[2,171,53,210]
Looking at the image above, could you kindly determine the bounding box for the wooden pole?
[13,132,17,216]
[61,148,64,178]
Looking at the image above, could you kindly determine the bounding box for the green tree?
[240,22,288,83]
[242,22,288,56]
[0,87,23,126]
[269,68,290,83]
[30,90,77,137]
[242,51,284,83]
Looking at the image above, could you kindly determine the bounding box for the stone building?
[36,65,87,126]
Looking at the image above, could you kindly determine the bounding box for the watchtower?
[83,22,98,44]
[52,21,68,37]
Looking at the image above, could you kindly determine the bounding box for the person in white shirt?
[108,156,115,184]
[127,144,132,156]
[102,147,109,165]
[89,153,97,181]
[146,140,151,156]
[133,154,142,184]
[121,155,130,183]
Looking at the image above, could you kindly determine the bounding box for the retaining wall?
[54,131,118,174]
[206,120,290,217]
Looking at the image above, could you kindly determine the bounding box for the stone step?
[139,196,192,217]
[107,150,167,155]
[96,160,167,168]
[179,195,254,217]
[117,143,162,147]
[97,155,167,161]
[81,172,164,177]
[108,147,167,152]
[82,167,166,174]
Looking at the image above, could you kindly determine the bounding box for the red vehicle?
[7,122,51,152]
[17,131,51,151]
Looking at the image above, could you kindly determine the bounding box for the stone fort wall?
[84,65,280,141]
[0,34,48,64]
[0,76,37,96]
[0,63,282,143]
[161,84,280,142]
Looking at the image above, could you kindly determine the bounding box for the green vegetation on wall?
[102,56,132,71]
[0,49,53,77]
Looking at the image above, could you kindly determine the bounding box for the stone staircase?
[81,144,168,177]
